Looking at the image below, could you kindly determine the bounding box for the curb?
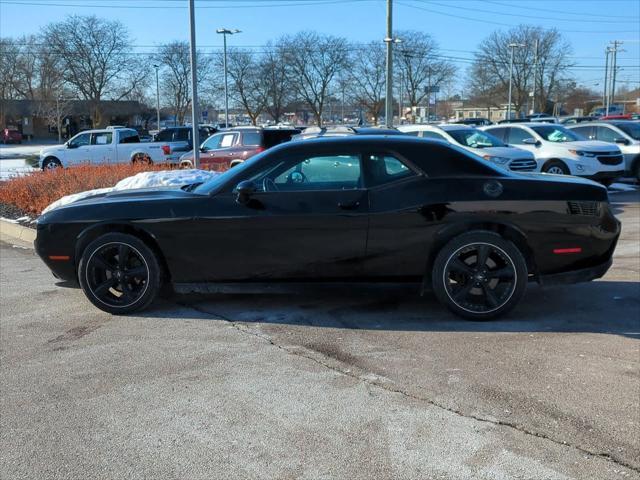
[0,219,36,246]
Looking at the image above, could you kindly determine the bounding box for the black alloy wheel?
[432,232,528,320]
[78,233,161,314]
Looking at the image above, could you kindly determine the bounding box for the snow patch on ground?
[42,169,220,214]
[608,182,638,192]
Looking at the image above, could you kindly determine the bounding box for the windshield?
[193,149,270,194]
[531,125,581,142]
[447,129,506,148]
[616,122,640,140]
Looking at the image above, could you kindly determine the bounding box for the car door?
[570,125,595,140]
[505,127,538,154]
[183,150,370,282]
[206,132,239,171]
[360,152,435,278]
[89,131,114,165]
[65,132,93,165]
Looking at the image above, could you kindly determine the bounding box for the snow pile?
[42,169,220,214]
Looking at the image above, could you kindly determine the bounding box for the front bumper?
[585,170,625,182]
[537,257,613,286]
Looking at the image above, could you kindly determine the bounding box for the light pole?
[507,43,525,120]
[188,0,200,168]
[217,28,241,128]
[153,64,161,131]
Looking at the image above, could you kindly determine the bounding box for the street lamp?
[216,28,241,127]
[507,42,525,120]
[153,64,161,130]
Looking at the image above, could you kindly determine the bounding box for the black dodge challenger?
[35,136,620,320]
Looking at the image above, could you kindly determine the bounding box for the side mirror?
[235,180,257,205]
[200,146,208,152]
[67,142,76,149]
[615,138,630,145]
[522,137,540,146]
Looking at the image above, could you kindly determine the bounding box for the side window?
[118,131,139,144]
[69,133,91,148]
[154,129,172,142]
[507,127,533,145]
[219,133,236,148]
[596,126,620,143]
[241,131,262,146]
[173,129,189,142]
[487,128,506,142]
[366,154,416,187]
[202,133,223,150]
[571,126,594,140]
[269,154,362,191]
[420,131,447,141]
[92,132,113,145]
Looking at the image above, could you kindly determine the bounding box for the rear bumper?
[537,257,612,286]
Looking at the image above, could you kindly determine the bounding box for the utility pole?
[398,69,403,124]
[153,64,161,131]
[426,68,431,121]
[188,0,200,168]
[531,38,539,114]
[384,0,394,127]
[341,84,345,125]
[609,40,623,115]
[603,47,610,111]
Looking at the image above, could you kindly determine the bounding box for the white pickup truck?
[39,127,181,169]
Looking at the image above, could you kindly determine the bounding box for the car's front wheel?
[432,231,528,320]
[42,157,62,170]
[542,160,570,175]
[78,233,161,314]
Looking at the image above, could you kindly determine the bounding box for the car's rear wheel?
[543,160,570,175]
[432,231,528,320]
[132,153,152,165]
[78,233,161,314]
[42,157,62,170]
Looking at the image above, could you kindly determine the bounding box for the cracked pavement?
[1,191,639,479]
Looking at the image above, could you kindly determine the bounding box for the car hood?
[40,144,67,156]
[564,140,621,152]
[76,186,197,205]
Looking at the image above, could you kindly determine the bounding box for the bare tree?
[469,25,572,115]
[221,49,267,125]
[395,31,456,117]
[349,42,386,125]
[44,15,147,127]
[260,42,291,124]
[280,31,350,126]
[156,41,212,125]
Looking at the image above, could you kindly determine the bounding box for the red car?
[600,114,632,121]
[179,126,300,170]
[2,128,23,144]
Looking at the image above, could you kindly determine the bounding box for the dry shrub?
[0,164,171,216]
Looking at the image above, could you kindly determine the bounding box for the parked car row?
[37,119,639,184]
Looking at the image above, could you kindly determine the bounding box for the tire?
[431,231,528,320]
[229,159,244,168]
[78,233,161,315]
[42,157,62,170]
[542,160,570,175]
[634,161,640,183]
[179,159,193,169]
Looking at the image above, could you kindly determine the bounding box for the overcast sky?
[1,0,638,94]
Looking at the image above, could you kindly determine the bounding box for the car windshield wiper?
[181,182,203,192]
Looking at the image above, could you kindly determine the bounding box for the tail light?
[255,146,265,153]
[161,145,171,155]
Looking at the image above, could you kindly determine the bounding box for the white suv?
[482,122,625,184]
[398,124,537,172]
[566,121,640,181]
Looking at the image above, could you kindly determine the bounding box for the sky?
[1,0,639,96]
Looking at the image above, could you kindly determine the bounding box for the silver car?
[398,124,537,172]
[567,121,640,181]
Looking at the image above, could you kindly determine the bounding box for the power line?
[481,0,634,20]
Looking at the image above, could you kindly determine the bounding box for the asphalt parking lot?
[1,190,638,480]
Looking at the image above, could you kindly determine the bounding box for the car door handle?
[338,201,360,210]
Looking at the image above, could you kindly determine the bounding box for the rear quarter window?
[399,142,502,177]
[241,131,262,146]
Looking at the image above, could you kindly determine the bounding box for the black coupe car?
[35,136,620,320]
